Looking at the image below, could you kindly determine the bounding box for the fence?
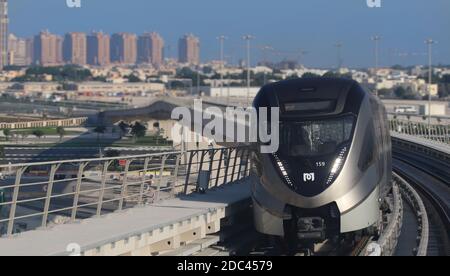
[389,119,449,144]
[0,146,251,237]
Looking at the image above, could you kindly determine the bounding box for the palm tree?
[118,121,130,134]
[56,126,65,141]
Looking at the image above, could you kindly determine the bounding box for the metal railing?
[389,119,450,144]
[0,146,251,237]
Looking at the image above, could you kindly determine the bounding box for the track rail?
[393,159,450,256]
[393,146,450,233]
[392,135,450,256]
[393,172,429,256]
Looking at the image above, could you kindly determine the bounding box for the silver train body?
[251,78,392,242]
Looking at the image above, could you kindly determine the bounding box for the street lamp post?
[260,45,273,85]
[425,39,436,138]
[297,49,308,68]
[243,35,255,106]
[334,43,343,70]
[197,69,200,97]
[371,36,381,97]
[217,35,227,103]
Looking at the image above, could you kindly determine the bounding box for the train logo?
[303,173,315,182]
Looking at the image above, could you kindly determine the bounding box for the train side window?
[358,121,376,171]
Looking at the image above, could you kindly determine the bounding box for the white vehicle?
[394,105,418,114]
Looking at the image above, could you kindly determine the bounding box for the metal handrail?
[0,151,182,169]
[0,146,252,237]
[389,119,450,144]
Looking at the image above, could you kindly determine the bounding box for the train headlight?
[273,153,293,186]
[326,146,348,185]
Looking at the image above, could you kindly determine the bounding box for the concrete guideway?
[391,133,450,155]
[0,180,251,256]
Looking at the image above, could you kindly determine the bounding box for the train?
[251,78,392,251]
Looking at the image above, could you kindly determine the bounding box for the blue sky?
[9,0,450,68]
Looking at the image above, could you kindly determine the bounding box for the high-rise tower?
[111,33,137,65]
[138,32,164,68]
[178,34,200,65]
[0,0,9,69]
[63,32,87,65]
[87,31,110,66]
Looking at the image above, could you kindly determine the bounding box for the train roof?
[254,78,367,118]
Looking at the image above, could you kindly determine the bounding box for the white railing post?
[96,161,112,216]
[138,157,151,205]
[171,154,181,197]
[155,155,168,202]
[118,159,132,211]
[71,162,88,222]
[42,163,61,228]
[7,167,26,236]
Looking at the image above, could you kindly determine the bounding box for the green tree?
[285,74,300,80]
[32,129,44,139]
[378,88,392,97]
[131,122,147,142]
[322,71,353,79]
[301,72,321,78]
[0,145,4,158]
[394,86,416,99]
[2,129,11,141]
[56,126,66,141]
[13,65,93,82]
[125,74,141,83]
[176,67,206,86]
[118,121,130,134]
[394,87,406,98]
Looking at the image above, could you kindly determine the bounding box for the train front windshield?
[280,116,354,157]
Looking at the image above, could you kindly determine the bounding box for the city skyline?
[6,0,450,68]
[3,28,450,70]
[8,29,197,68]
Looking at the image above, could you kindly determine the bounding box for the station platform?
[0,179,252,256]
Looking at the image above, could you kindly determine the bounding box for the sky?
[8,0,450,68]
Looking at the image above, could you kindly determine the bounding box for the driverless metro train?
[251,78,392,247]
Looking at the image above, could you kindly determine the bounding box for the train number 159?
[316,162,326,167]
